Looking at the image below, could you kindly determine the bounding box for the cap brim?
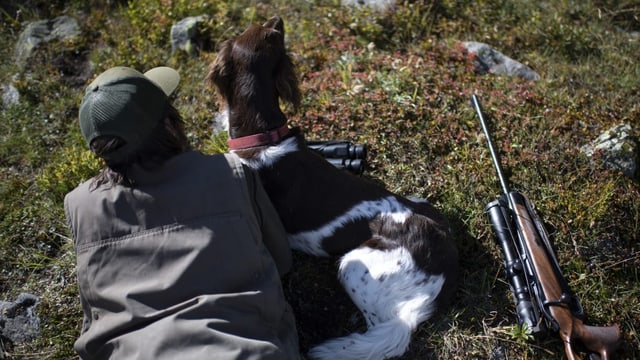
[144,67,180,96]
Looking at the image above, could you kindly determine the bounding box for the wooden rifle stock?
[472,94,621,359]
[509,192,621,360]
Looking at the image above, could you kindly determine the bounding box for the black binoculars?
[307,141,367,160]
[307,141,367,174]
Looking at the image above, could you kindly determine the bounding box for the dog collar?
[227,125,290,150]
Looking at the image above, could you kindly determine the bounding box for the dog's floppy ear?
[206,40,233,99]
[264,16,300,112]
[276,54,301,112]
[263,16,284,36]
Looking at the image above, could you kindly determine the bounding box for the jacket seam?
[76,212,242,253]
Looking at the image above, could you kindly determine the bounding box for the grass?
[1,0,639,358]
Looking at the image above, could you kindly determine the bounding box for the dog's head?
[206,16,300,119]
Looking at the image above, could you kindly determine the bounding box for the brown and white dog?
[206,16,458,360]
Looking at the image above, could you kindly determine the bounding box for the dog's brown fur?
[207,17,300,140]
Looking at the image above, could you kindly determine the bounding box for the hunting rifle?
[472,94,621,360]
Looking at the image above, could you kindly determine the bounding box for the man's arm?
[244,166,292,276]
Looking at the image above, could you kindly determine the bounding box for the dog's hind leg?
[307,245,445,360]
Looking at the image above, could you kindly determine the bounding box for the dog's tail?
[307,318,412,360]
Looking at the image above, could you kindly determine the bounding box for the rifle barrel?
[472,95,510,196]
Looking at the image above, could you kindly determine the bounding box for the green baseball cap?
[79,66,180,156]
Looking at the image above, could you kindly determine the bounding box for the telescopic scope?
[486,198,544,333]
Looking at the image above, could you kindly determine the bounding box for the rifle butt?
[571,318,621,360]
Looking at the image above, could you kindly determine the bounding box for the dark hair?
[90,102,191,189]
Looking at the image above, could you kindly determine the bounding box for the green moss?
[1,0,639,358]
[36,145,103,202]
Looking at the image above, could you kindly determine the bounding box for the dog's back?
[207,16,458,360]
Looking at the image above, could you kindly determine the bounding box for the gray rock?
[14,15,81,67]
[581,124,638,179]
[341,0,395,11]
[212,110,229,135]
[463,41,541,81]
[2,83,19,108]
[170,15,210,55]
[0,293,40,344]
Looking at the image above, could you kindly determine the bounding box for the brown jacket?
[65,151,299,359]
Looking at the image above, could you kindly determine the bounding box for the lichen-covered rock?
[463,41,541,81]
[2,83,19,108]
[170,15,210,56]
[341,0,395,11]
[0,293,40,345]
[581,124,638,179]
[14,16,81,67]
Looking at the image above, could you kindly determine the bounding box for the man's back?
[65,151,298,360]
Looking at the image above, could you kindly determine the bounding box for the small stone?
[463,41,541,81]
[581,124,638,179]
